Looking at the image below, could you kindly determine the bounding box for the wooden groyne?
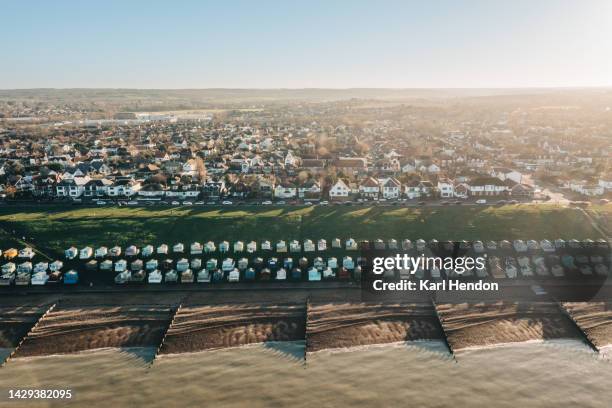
[3,302,56,365]
[558,302,612,352]
[430,299,456,361]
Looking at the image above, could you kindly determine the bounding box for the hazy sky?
[2,0,612,89]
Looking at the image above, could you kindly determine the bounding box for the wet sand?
[562,302,612,350]
[160,303,306,353]
[436,302,583,352]
[306,303,442,352]
[13,305,174,357]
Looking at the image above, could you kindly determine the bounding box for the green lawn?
[0,204,606,258]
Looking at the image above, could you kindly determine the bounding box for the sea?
[0,340,611,408]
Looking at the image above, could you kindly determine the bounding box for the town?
[0,90,610,207]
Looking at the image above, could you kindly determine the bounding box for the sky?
[2,0,612,89]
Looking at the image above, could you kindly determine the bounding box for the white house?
[468,177,509,196]
[437,179,454,198]
[381,178,402,199]
[329,179,351,200]
[490,167,523,184]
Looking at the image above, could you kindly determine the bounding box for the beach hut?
[488,257,504,279]
[190,242,203,255]
[416,239,426,252]
[276,240,287,253]
[473,241,485,253]
[31,271,48,286]
[504,257,518,278]
[338,267,350,280]
[1,263,16,274]
[161,259,174,271]
[34,262,48,273]
[197,269,211,283]
[283,257,294,270]
[142,245,154,257]
[130,259,143,271]
[298,257,309,269]
[540,240,554,252]
[17,261,32,273]
[275,268,287,280]
[164,269,178,283]
[568,239,581,249]
[95,246,108,258]
[345,238,358,251]
[222,258,235,272]
[64,270,78,285]
[442,241,454,252]
[360,240,370,250]
[15,270,30,286]
[4,248,18,260]
[130,269,146,283]
[125,245,139,257]
[303,239,315,252]
[234,241,244,253]
[228,268,240,283]
[458,240,469,250]
[108,246,121,257]
[526,240,539,251]
[114,270,130,284]
[52,260,66,272]
[291,267,302,280]
[191,258,202,270]
[500,240,512,250]
[157,244,169,255]
[219,241,230,253]
[533,256,548,276]
[79,247,93,260]
[388,239,398,250]
[247,241,257,253]
[374,239,385,250]
[176,258,190,272]
[18,247,35,260]
[322,267,335,280]
[253,257,264,271]
[180,269,194,283]
[100,259,113,271]
[596,239,609,249]
[47,270,62,284]
[308,267,321,281]
[244,267,256,281]
[205,241,216,253]
[327,257,338,269]
[317,239,327,251]
[342,256,355,270]
[114,259,127,272]
[313,257,325,270]
[261,240,272,251]
[238,257,249,271]
[331,238,341,249]
[148,269,162,284]
[206,258,218,272]
[513,240,527,252]
[595,264,609,277]
[517,256,532,277]
[486,241,498,250]
[260,268,271,280]
[85,260,98,272]
[554,239,566,249]
[146,259,158,271]
[65,246,78,260]
[268,257,279,271]
[173,243,185,253]
[289,240,301,253]
[402,239,413,250]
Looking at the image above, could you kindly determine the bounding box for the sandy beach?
[436,301,583,352]
[13,305,174,357]
[161,303,306,353]
[306,303,442,352]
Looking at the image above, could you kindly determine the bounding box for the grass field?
[0,204,607,259]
